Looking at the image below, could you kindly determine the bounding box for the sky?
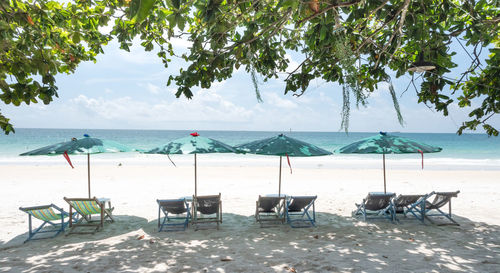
[3,34,499,134]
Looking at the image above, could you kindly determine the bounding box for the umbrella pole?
[383,153,386,194]
[278,156,282,197]
[194,153,197,197]
[87,153,91,198]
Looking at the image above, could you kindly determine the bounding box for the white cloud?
[69,88,253,125]
[263,92,298,109]
[116,47,161,65]
[170,37,192,50]
[138,83,161,94]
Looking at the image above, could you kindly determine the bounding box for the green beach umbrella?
[236,134,332,196]
[145,132,236,196]
[336,132,442,193]
[20,134,132,198]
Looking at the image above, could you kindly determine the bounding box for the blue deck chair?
[157,198,191,231]
[410,191,460,225]
[64,197,114,234]
[353,192,396,222]
[255,195,286,227]
[19,204,76,243]
[285,196,317,228]
[393,194,427,221]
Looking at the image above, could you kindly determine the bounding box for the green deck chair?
[19,204,77,243]
[64,197,114,234]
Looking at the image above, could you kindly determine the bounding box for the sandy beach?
[1,157,499,272]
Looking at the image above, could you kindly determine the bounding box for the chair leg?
[255,201,259,221]
[27,214,33,241]
[69,205,73,228]
[419,202,426,224]
[158,206,161,229]
[100,204,104,229]
[431,208,459,226]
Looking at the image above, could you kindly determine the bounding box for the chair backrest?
[394,194,425,207]
[194,194,221,215]
[287,196,317,212]
[258,196,284,212]
[157,199,188,215]
[65,197,101,215]
[364,193,395,211]
[426,191,460,209]
[19,204,63,221]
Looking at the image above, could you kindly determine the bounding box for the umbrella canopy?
[236,134,332,196]
[20,134,132,197]
[146,134,235,155]
[336,132,442,193]
[145,132,236,196]
[236,134,333,157]
[336,132,442,154]
[20,136,131,156]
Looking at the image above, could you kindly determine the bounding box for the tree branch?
[296,0,361,25]
[285,55,311,81]
[374,0,410,68]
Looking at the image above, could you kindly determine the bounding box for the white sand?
[1,158,499,272]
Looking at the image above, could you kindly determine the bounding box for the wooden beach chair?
[192,193,222,230]
[157,198,191,231]
[393,194,427,221]
[285,196,317,228]
[64,197,114,234]
[19,204,76,243]
[255,195,286,227]
[413,191,461,225]
[353,192,396,222]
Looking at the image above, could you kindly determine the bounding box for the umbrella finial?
[84,134,90,138]
[71,137,77,141]
[278,133,284,137]
[380,132,387,136]
[190,132,199,137]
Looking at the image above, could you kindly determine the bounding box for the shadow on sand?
[1,213,499,272]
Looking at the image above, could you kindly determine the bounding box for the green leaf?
[131,0,156,23]
[320,25,327,41]
[72,32,81,43]
[176,14,185,31]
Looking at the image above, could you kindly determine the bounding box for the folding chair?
[412,191,461,225]
[192,193,222,230]
[393,194,427,221]
[285,196,317,228]
[19,204,77,243]
[353,192,396,222]
[157,198,191,231]
[64,197,114,234]
[255,195,286,227]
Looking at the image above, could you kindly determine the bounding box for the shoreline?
[2,154,500,171]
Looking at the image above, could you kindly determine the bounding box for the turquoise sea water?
[1,128,499,161]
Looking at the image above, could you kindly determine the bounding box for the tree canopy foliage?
[1,0,499,135]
